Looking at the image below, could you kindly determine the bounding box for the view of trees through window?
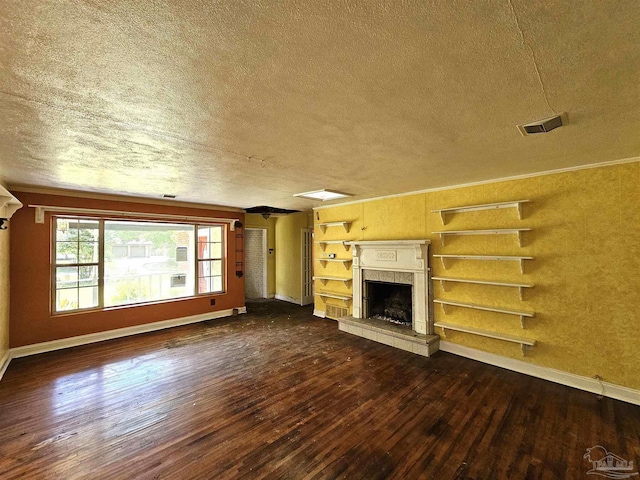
[53,217,224,313]
[55,218,99,311]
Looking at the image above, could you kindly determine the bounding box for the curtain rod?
[28,205,240,230]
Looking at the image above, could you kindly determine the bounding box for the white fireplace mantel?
[346,240,431,335]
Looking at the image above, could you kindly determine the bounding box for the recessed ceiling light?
[293,189,352,201]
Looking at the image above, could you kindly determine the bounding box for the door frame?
[300,228,313,306]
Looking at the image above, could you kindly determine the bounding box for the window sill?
[51,292,226,318]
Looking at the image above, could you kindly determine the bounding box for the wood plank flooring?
[1,299,639,479]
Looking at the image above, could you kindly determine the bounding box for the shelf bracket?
[34,206,45,224]
[519,259,526,274]
[517,230,523,247]
[517,202,523,220]
[439,211,447,225]
[440,257,449,270]
[520,315,526,329]
[439,233,446,247]
[520,343,531,356]
[439,279,449,292]
[519,286,524,301]
[440,326,448,338]
[441,303,450,315]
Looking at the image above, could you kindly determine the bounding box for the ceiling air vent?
[517,113,567,136]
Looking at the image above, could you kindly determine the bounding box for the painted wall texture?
[0,220,9,362]
[314,161,640,390]
[244,214,277,297]
[275,212,313,304]
[9,192,245,348]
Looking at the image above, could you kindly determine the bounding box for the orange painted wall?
[9,192,245,348]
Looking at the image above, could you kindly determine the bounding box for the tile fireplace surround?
[338,240,440,357]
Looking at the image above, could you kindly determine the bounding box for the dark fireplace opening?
[366,281,412,327]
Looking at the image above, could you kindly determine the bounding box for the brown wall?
[9,192,245,348]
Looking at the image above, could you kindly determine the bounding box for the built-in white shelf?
[317,258,352,269]
[318,221,351,233]
[315,240,350,251]
[432,254,533,274]
[434,298,534,328]
[431,228,531,247]
[315,291,352,305]
[432,276,533,300]
[0,186,23,222]
[432,200,531,225]
[434,321,536,356]
[313,276,352,287]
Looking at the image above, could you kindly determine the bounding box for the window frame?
[51,215,227,315]
[196,225,226,295]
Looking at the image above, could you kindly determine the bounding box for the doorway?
[245,228,267,299]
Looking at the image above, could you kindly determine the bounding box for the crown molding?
[314,155,640,211]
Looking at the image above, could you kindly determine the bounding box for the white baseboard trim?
[313,309,326,318]
[0,349,10,381]
[275,294,301,305]
[10,308,241,359]
[439,341,640,406]
[237,306,247,314]
[267,294,275,299]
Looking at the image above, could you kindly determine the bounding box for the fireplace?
[348,240,432,335]
[337,240,439,357]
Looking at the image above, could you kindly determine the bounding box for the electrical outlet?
[210,298,216,306]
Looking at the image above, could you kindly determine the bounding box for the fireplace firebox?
[365,281,412,326]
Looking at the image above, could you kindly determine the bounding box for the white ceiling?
[1,1,638,210]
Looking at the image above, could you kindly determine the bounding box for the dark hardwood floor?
[1,300,639,479]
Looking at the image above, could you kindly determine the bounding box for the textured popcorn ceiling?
[0,1,638,210]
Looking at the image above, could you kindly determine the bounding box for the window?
[52,217,225,313]
[197,226,224,294]
[54,218,100,312]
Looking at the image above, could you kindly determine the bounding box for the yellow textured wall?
[0,218,9,363]
[245,214,277,296]
[314,161,640,390]
[275,212,313,303]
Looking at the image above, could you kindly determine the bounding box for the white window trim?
[51,216,227,314]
